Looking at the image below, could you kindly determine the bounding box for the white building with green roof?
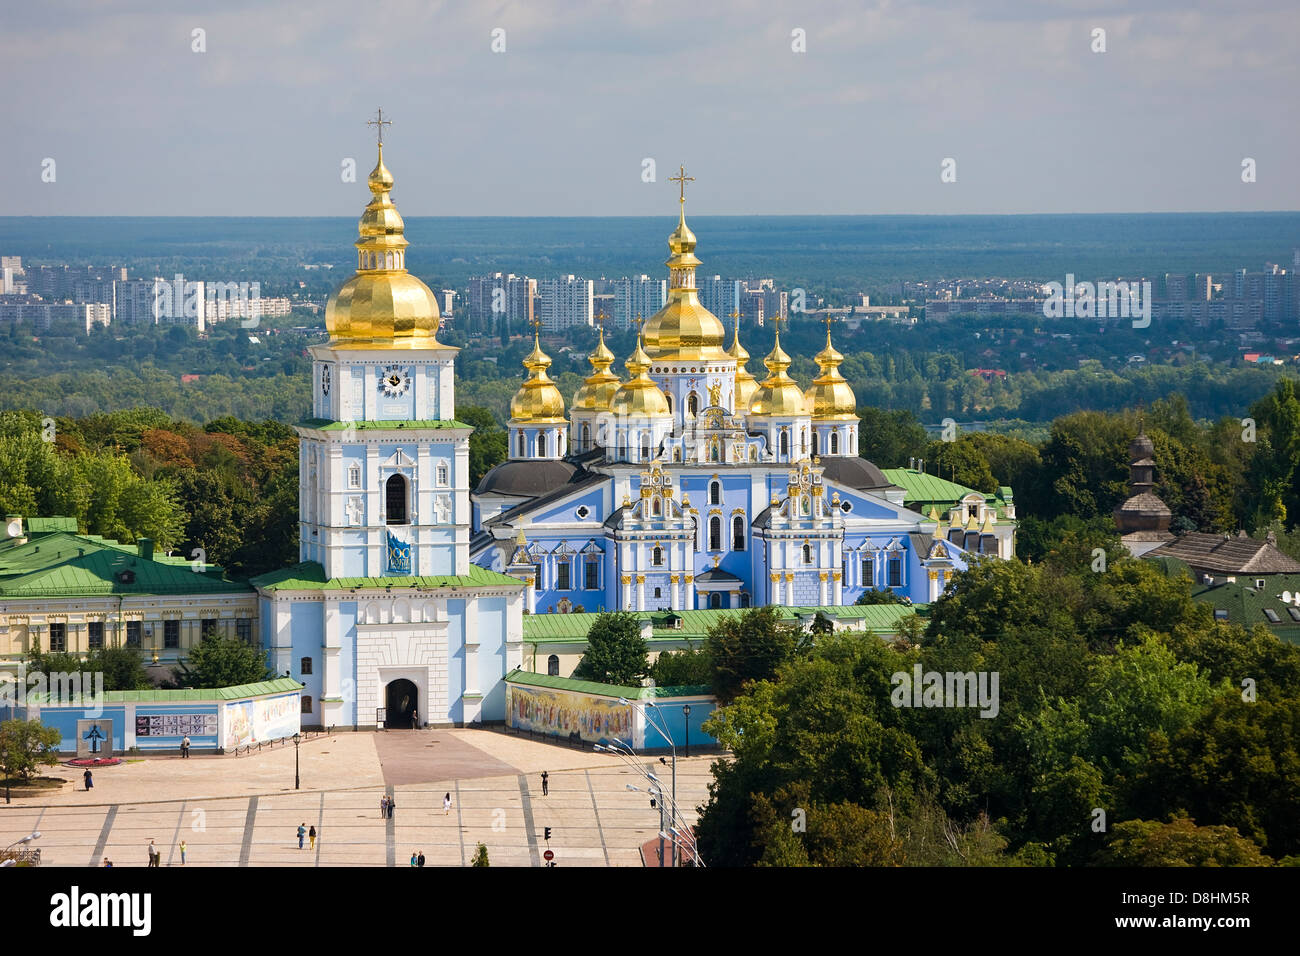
[248,139,526,730]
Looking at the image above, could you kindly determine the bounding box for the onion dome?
[748,322,808,418]
[727,313,758,409]
[326,141,442,349]
[610,332,671,419]
[641,168,728,362]
[509,327,567,424]
[572,325,623,412]
[804,323,858,420]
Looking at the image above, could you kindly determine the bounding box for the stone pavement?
[0,728,719,867]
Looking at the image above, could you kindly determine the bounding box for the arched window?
[517,433,525,458]
[780,430,789,457]
[687,392,699,416]
[665,393,673,415]
[652,546,663,566]
[812,432,819,458]
[709,480,721,505]
[801,429,808,456]
[732,516,745,551]
[708,592,722,609]
[581,423,591,450]
[301,696,313,714]
[641,434,652,460]
[803,543,813,564]
[617,434,628,459]
[740,591,750,608]
[547,654,560,676]
[385,474,407,525]
[300,657,313,675]
[436,462,449,486]
[830,432,839,455]
[709,516,722,551]
[539,433,548,457]
[348,463,361,489]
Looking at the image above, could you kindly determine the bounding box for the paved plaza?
[0,729,719,867]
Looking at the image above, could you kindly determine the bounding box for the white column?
[635,575,646,612]
[670,575,681,611]
[621,576,632,610]
[833,572,843,605]
[785,573,795,606]
[819,573,828,606]
[685,575,696,610]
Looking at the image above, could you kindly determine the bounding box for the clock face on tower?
[378,364,412,399]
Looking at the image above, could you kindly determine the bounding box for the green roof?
[26,677,303,705]
[522,604,924,644]
[251,560,522,592]
[0,530,251,598]
[1191,574,1300,646]
[297,419,471,432]
[25,517,79,533]
[504,669,709,699]
[880,468,1012,518]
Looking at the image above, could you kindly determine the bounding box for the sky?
[2,0,1297,217]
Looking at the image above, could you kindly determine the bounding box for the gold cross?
[367,108,392,146]
[634,313,644,336]
[596,309,607,331]
[669,165,695,204]
[730,308,741,331]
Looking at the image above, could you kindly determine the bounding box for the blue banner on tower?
[386,531,411,574]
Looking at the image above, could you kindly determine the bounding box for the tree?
[178,632,273,689]
[572,612,648,686]
[856,407,927,467]
[1096,817,1271,867]
[648,646,712,688]
[856,588,904,606]
[471,842,490,866]
[809,612,834,636]
[706,606,801,703]
[0,719,62,782]
[459,405,507,490]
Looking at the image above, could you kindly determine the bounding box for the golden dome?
[727,313,758,409]
[509,328,568,424]
[642,190,728,362]
[609,333,671,419]
[572,325,622,412]
[325,143,442,350]
[804,324,859,420]
[748,324,809,418]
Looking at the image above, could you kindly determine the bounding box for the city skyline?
[1,0,1296,217]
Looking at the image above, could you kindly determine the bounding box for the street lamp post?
[3,831,40,866]
[293,732,301,790]
[682,703,692,759]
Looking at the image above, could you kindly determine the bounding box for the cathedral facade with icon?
[251,130,525,730]
[471,172,1017,617]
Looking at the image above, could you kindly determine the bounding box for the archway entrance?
[385,679,418,729]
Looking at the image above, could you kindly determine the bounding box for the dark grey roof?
[602,506,627,530]
[696,567,742,584]
[819,456,893,491]
[474,459,579,497]
[909,532,935,557]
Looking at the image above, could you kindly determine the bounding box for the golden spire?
[804,316,858,420]
[325,111,443,349]
[748,316,807,418]
[642,164,728,362]
[509,322,567,424]
[572,312,622,411]
[727,309,758,409]
[610,326,671,419]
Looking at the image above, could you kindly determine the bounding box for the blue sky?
[3,0,1297,216]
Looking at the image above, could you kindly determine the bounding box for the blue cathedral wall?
[337,601,357,726]
[446,599,466,724]
[477,597,508,721]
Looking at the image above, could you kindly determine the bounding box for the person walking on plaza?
[411,707,418,729]
[443,792,452,815]
[84,769,93,791]
[297,823,306,850]
[308,825,316,850]
[179,840,187,865]
[380,794,388,818]
[541,771,549,796]
[417,850,425,868]
[147,840,159,867]
[102,857,112,867]
[181,735,190,758]
[388,795,396,819]
[410,850,418,867]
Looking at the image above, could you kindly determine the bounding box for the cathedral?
[471,176,1016,614]
[251,137,525,730]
